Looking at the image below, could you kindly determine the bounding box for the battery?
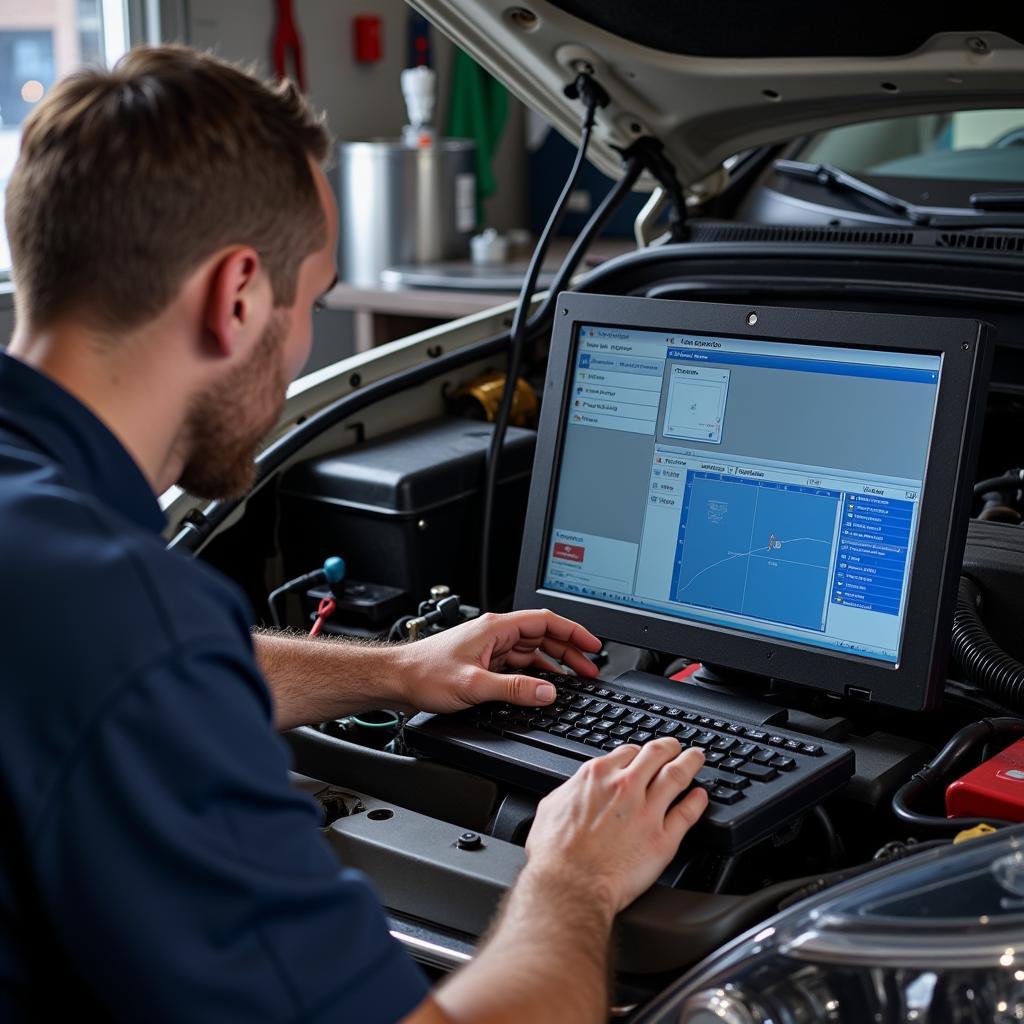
[946,736,1024,822]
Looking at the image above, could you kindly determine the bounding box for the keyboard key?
[577,715,599,728]
[535,716,554,729]
[596,719,618,732]
[801,743,824,757]
[784,739,802,752]
[560,711,582,724]
[581,684,597,693]
[683,711,700,722]
[735,742,758,759]
[595,688,611,697]
[588,701,609,716]
[656,721,682,736]
[610,692,628,702]
[721,756,745,771]
[692,731,715,748]
[771,755,796,771]
[712,720,728,731]
[698,716,712,726]
[746,729,768,741]
[738,762,778,782]
[727,723,745,735]
[626,696,644,707]
[631,731,655,743]
[610,725,633,738]
[713,770,750,790]
[710,736,737,752]
[622,712,645,727]
[603,707,626,721]
[603,738,627,750]
[751,748,774,765]
[585,732,609,746]
[678,726,699,742]
[570,697,593,711]
[639,715,662,730]
[648,705,666,714]
[704,751,726,765]
[567,728,590,742]
[550,723,571,736]
[711,786,744,805]
[768,734,788,748]
[665,707,683,718]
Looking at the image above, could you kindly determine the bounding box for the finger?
[623,737,684,787]
[497,646,562,673]
[504,609,602,654]
[664,786,709,846]
[648,747,706,812]
[596,742,642,771]
[539,638,599,678]
[466,670,558,707]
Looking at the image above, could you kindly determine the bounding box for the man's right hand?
[525,738,709,913]
[412,739,708,1024]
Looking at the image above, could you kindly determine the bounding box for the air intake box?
[279,417,536,607]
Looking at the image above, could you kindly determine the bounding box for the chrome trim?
[390,930,473,971]
[391,931,639,1017]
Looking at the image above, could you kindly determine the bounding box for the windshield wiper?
[971,190,1024,211]
[773,159,931,224]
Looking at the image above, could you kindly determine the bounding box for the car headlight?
[637,826,1024,1024]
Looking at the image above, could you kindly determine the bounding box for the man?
[0,46,708,1022]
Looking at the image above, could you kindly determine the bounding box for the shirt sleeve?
[28,644,430,1024]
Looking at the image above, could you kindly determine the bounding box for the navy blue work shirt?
[0,353,429,1022]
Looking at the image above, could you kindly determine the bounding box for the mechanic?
[0,46,708,1023]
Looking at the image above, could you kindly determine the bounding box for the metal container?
[335,138,477,287]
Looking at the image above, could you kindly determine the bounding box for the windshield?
[800,109,1024,183]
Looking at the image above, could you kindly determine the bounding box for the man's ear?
[202,247,265,358]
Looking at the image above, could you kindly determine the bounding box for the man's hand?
[393,609,602,713]
[526,739,709,913]
[409,740,710,1024]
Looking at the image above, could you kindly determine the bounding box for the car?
[163,5,1024,1020]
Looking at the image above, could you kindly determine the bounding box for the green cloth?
[446,49,508,226]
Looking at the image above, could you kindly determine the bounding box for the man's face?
[178,162,339,501]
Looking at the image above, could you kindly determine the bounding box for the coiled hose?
[952,577,1024,709]
[893,716,1024,832]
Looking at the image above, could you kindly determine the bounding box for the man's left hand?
[393,609,602,713]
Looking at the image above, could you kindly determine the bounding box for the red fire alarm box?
[946,736,1024,822]
[353,15,382,64]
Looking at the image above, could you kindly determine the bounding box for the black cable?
[477,74,605,612]
[812,804,843,867]
[892,715,1024,833]
[526,154,645,332]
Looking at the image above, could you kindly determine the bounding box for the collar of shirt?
[0,353,165,535]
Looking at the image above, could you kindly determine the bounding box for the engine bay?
[182,236,1024,1005]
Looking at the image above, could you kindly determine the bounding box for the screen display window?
[543,324,942,664]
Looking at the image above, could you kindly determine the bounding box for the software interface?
[542,324,943,663]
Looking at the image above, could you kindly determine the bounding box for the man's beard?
[178,312,289,500]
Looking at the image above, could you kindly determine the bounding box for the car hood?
[410,0,1024,194]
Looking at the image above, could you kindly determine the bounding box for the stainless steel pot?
[335,138,477,287]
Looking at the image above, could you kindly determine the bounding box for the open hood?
[409,0,1024,195]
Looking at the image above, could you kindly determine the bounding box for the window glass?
[1,1,124,277]
[801,109,1024,183]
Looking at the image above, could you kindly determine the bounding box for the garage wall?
[178,1,526,233]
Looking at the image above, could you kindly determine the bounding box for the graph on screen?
[671,472,841,630]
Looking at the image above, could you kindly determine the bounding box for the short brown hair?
[5,45,330,333]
